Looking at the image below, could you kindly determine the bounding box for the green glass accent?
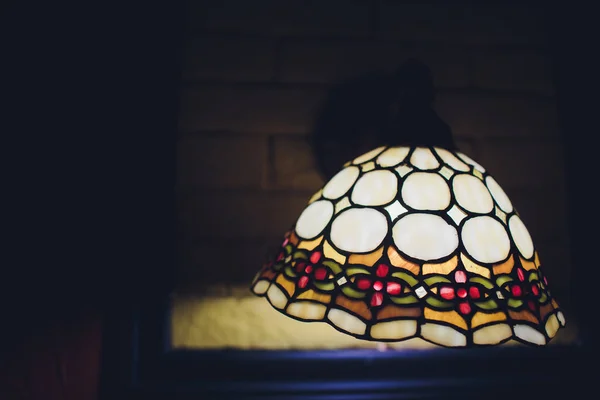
[322,260,342,274]
[528,272,539,282]
[284,265,297,278]
[539,293,548,303]
[474,299,498,310]
[293,251,308,259]
[314,281,335,291]
[496,275,513,287]
[423,276,451,286]
[341,285,367,299]
[346,267,370,276]
[425,297,453,309]
[391,271,418,286]
[390,295,419,305]
[284,244,293,255]
[507,298,523,308]
[470,276,494,289]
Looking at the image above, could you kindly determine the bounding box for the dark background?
[1,1,597,398]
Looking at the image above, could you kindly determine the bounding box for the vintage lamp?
[250,60,565,347]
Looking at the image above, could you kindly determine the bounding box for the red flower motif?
[355,263,402,307]
[509,267,528,298]
[439,270,482,315]
[508,267,541,312]
[294,251,329,289]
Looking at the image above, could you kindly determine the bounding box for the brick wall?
[176,1,570,300]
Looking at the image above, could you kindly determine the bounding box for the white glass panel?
[267,285,288,309]
[376,146,410,167]
[322,166,360,200]
[353,146,386,165]
[456,152,486,173]
[401,172,451,211]
[558,311,566,326]
[514,324,546,345]
[485,176,513,213]
[421,323,466,347]
[330,208,388,253]
[392,213,458,261]
[439,166,455,180]
[495,206,507,224]
[410,147,440,170]
[461,216,510,263]
[308,189,322,204]
[447,204,467,225]
[327,309,367,335]
[361,161,376,172]
[287,301,327,320]
[472,324,512,345]
[295,200,334,240]
[395,164,413,177]
[508,215,534,259]
[351,170,398,206]
[385,200,408,220]
[370,320,417,340]
[252,280,270,295]
[545,314,560,338]
[452,174,494,214]
[334,196,351,214]
[434,147,470,171]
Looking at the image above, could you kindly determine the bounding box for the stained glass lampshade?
[250,146,566,347]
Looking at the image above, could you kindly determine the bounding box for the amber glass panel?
[509,310,539,324]
[289,232,300,246]
[376,305,421,320]
[492,255,514,275]
[471,311,507,328]
[297,289,332,304]
[335,295,372,320]
[539,303,555,321]
[348,246,384,267]
[424,308,468,330]
[261,269,277,281]
[323,241,347,264]
[422,255,458,275]
[460,253,490,278]
[298,236,323,251]
[387,246,420,275]
[276,274,296,297]
[520,256,536,271]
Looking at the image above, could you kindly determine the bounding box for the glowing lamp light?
[250,59,565,348]
[250,145,565,347]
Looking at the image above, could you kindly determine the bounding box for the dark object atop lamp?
[311,59,455,180]
[385,58,456,150]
